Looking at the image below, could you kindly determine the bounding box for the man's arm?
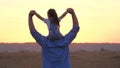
[63,8,80,46]
[28,10,46,46]
[67,8,79,27]
[28,10,36,33]
[59,10,67,20]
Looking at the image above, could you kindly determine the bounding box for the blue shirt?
[31,26,79,68]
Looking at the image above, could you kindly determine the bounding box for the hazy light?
[0,0,120,43]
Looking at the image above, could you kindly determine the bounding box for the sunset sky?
[0,0,120,43]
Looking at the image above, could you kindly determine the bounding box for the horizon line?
[0,42,120,44]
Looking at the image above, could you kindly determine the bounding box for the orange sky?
[0,0,120,43]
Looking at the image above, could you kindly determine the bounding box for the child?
[34,9,68,41]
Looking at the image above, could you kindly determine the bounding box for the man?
[28,8,80,68]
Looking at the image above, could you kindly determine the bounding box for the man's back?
[31,26,79,68]
[42,43,70,68]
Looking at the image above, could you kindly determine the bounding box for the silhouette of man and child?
[28,8,80,68]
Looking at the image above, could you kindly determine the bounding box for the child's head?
[47,9,59,27]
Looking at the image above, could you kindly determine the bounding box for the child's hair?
[47,9,59,27]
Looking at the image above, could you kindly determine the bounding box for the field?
[0,51,120,68]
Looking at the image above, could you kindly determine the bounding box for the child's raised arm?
[59,10,68,21]
[34,11,44,21]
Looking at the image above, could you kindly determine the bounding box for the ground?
[0,51,120,68]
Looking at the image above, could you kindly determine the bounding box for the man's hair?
[47,9,59,27]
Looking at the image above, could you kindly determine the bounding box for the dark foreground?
[0,51,120,68]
